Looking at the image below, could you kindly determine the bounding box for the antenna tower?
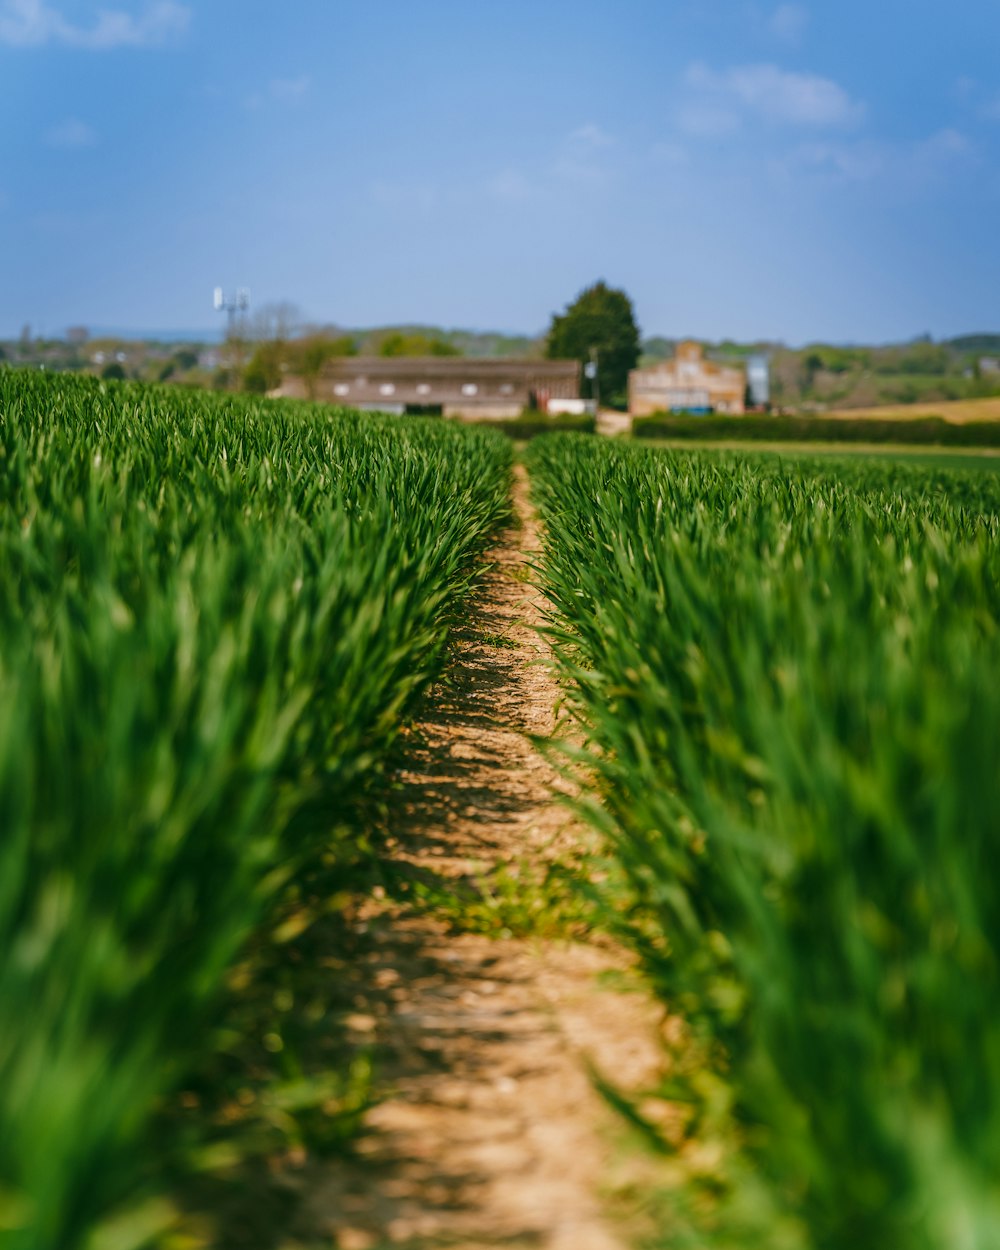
[213,286,251,338]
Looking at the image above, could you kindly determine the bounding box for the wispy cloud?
[774,139,884,182]
[912,127,974,167]
[44,117,97,147]
[951,75,1000,122]
[0,0,190,49]
[554,122,615,184]
[774,128,974,186]
[484,125,615,205]
[769,3,808,45]
[681,61,864,132]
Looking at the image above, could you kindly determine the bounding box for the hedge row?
[633,412,1000,445]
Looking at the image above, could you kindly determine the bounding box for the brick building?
[629,341,745,415]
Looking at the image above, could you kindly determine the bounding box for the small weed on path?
[409,849,600,940]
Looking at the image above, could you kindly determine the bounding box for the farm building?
[283,357,581,418]
[629,341,745,415]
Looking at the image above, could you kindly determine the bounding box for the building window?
[333,383,350,397]
[380,383,396,396]
[461,383,479,396]
[416,383,432,396]
[499,384,514,395]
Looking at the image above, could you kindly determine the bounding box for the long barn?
[283,357,581,418]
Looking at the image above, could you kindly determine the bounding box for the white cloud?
[0,0,189,49]
[769,3,808,44]
[44,117,97,147]
[684,61,864,129]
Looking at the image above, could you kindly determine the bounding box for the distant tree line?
[6,295,999,415]
[241,306,466,396]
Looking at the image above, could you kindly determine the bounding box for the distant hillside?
[766,338,1000,411]
[342,324,545,359]
[945,334,1000,355]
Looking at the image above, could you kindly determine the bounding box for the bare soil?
[292,464,664,1250]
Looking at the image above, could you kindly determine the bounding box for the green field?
[529,434,1000,1250]
[4,368,1000,1250]
[640,438,1000,472]
[0,370,511,1250]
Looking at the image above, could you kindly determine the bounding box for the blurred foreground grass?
[0,370,511,1249]
[529,434,1000,1250]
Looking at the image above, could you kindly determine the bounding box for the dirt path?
[297,464,664,1250]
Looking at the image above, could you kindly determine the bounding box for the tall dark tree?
[545,280,640,408]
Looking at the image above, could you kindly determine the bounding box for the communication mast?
[213,286,250,339]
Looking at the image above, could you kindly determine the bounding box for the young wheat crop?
[529,434,1000,1250]
[0,371,511,1250]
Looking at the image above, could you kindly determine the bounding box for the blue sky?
[2,0,1000,344]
